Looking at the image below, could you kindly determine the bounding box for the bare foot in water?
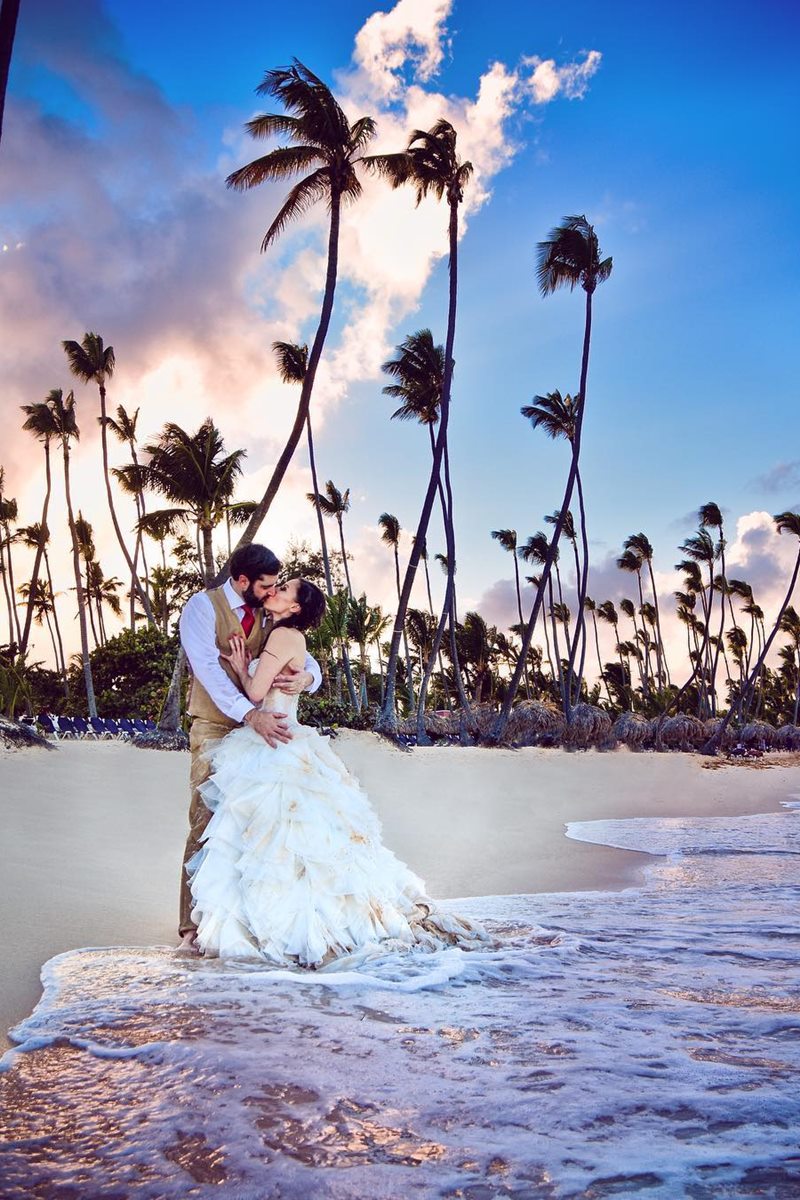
[177,930,200,955]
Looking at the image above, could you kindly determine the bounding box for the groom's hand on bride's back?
[244,708,292,747]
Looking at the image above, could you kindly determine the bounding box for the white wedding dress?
[188,681,485,966]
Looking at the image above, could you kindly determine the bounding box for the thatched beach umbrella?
[659,714,706,751]
[504,700,567,747]
[739,721,777,749]
[775,724,800,751]
[561,703,613,750]
[612,711,654,750]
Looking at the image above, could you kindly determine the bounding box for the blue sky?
[2,0,799,661]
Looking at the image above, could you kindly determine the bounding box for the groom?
[177,542,322,950]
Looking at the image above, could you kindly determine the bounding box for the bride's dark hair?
[272,579,326,633]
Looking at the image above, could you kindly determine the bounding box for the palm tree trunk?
[3,527,22,647]
[62,440,97,717]
[229,191,343,562]
[337,515,353,599]
[591,609,612,705]
[42,604,59,673]
[0,540,13,646]
[44,549,68,693]
[201,524,215,585]
[98,384,156,626]
[85,567,100,649]
[511,550,531,699]
[492,284,595,740]
[21,444,53,655]
[306,414,334,596]
[377,195,459,737]
[441,438,470,716]
[0,0,20,147]
[393,543,416,708]
[158,646,185,732]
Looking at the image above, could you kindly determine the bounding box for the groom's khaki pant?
[179,717,235,935]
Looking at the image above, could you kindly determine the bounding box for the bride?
[187,576,485,966]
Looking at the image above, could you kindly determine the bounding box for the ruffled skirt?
[188,724,485,965]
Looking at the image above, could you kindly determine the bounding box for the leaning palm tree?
[703,513,800,753]
[47,389,97,716]
[225,61,376,553]
[494,216,612,738]
[365,119,473,735]
[63,333,155,625]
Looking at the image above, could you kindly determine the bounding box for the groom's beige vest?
[186,587,271,729]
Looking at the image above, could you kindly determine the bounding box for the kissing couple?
[177,542,485,966]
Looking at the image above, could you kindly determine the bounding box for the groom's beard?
[241,582,265,610]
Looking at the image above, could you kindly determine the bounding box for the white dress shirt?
[179,578,322,724]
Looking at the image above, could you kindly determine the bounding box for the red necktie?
[240,604,255,637]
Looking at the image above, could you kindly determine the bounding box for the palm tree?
[779,605,800,725]
[597,600,629,709]
[616,547,653,697]
[494,216,612,738]
[307,480,353,597]
[378,513,415,705]
[63,333,156,626]
[126,420,246,586]
[381,327,468,723]
[623,532,668,690]
[225,61,376,553]
[703,513,800,752]
[519,533,561,698]
[74,513,101,648]
[365,119,473,735]
[584,596,612,705]
[16,522,67,689]
[491,528,531,698]
[679,527,719,713]
[47,389,97,716]
[523,390,591,706]
[105,403,151,628]
[20,398,60,656]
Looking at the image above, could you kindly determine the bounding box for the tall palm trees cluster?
[2,59,798,745]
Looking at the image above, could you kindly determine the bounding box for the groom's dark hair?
[229,543,281,582]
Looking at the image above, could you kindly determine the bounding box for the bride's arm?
[223,630,306,704]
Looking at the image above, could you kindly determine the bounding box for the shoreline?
[2,735,798,1049]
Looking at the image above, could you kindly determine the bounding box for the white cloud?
[524,50,603,104]
[351,0,452,101]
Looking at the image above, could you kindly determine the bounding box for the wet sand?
[2,734,798,1048]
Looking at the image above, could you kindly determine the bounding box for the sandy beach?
[2,733,798,1050]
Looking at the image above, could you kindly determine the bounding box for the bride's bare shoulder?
[265,625,306,657]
